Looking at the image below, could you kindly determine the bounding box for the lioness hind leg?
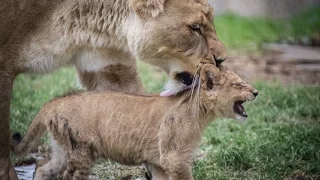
[34,140,67,180]
[0,161,17,180]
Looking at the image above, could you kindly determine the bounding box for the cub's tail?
[11,108,48,156]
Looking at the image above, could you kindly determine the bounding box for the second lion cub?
[12,64,258,180]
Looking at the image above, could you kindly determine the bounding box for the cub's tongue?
[234,101,247,117]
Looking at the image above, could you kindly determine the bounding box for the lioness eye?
[190,23,201,34]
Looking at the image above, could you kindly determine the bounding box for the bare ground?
[225,44,320,86]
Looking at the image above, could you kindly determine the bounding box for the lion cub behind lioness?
[12,64,258,180]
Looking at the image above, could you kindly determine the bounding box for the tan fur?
[0,0,226,178]
[12,65,257,180]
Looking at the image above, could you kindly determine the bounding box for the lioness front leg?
[77,64,144,94]
[0,70,18,180]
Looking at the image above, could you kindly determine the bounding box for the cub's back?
[46,91,167,136]
[44,91,170,162]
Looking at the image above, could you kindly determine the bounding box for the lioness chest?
[1,0,132,73]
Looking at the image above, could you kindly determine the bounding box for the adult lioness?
[0,0,226,178]
[12,64,258,180]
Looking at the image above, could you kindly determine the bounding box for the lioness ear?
[200,64,220,90]
[130,0,166,18]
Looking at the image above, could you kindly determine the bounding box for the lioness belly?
[22,46,134,74]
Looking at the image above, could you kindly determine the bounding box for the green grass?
[10,8,320,180]
[215,7,320,52]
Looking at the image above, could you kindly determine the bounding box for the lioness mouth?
[160,74,199,97]
[233,101,247,117]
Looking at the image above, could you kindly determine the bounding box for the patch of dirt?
[224,44,320,85]
[14,145,147,180]
[14,153,43,180]
[285,170,320,180]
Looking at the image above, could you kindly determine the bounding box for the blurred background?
[210,0,320,18]
[12,1,320,180]
[209,0,320,85]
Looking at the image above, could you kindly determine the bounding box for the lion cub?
[12,64,258,180]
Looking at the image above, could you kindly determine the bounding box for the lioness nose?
[176,72,193,86]
[253,90,259,97]
[215,56,226,65]
[213,44,227,65]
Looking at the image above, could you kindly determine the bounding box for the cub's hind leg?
[34,139,67,180]
[160,152,194,180]
[149,164,169,180]
[62,148,94,180]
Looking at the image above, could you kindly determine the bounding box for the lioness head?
[199,64,258,121]
[128,0,226,96]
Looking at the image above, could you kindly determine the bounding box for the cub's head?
[128,0,226,96]
[199,64,258,121]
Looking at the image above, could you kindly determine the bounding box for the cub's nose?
[252,90,259,97]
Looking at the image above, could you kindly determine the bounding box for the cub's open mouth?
[233,101,247,118]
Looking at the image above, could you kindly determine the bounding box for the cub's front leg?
[160,152,193,180]
[158,116,199,180]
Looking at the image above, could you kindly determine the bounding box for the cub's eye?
[232,82,243,87]
[190,23,201,34]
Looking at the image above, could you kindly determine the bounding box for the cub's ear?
[130,0,166,18]
[200,64,220,90]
